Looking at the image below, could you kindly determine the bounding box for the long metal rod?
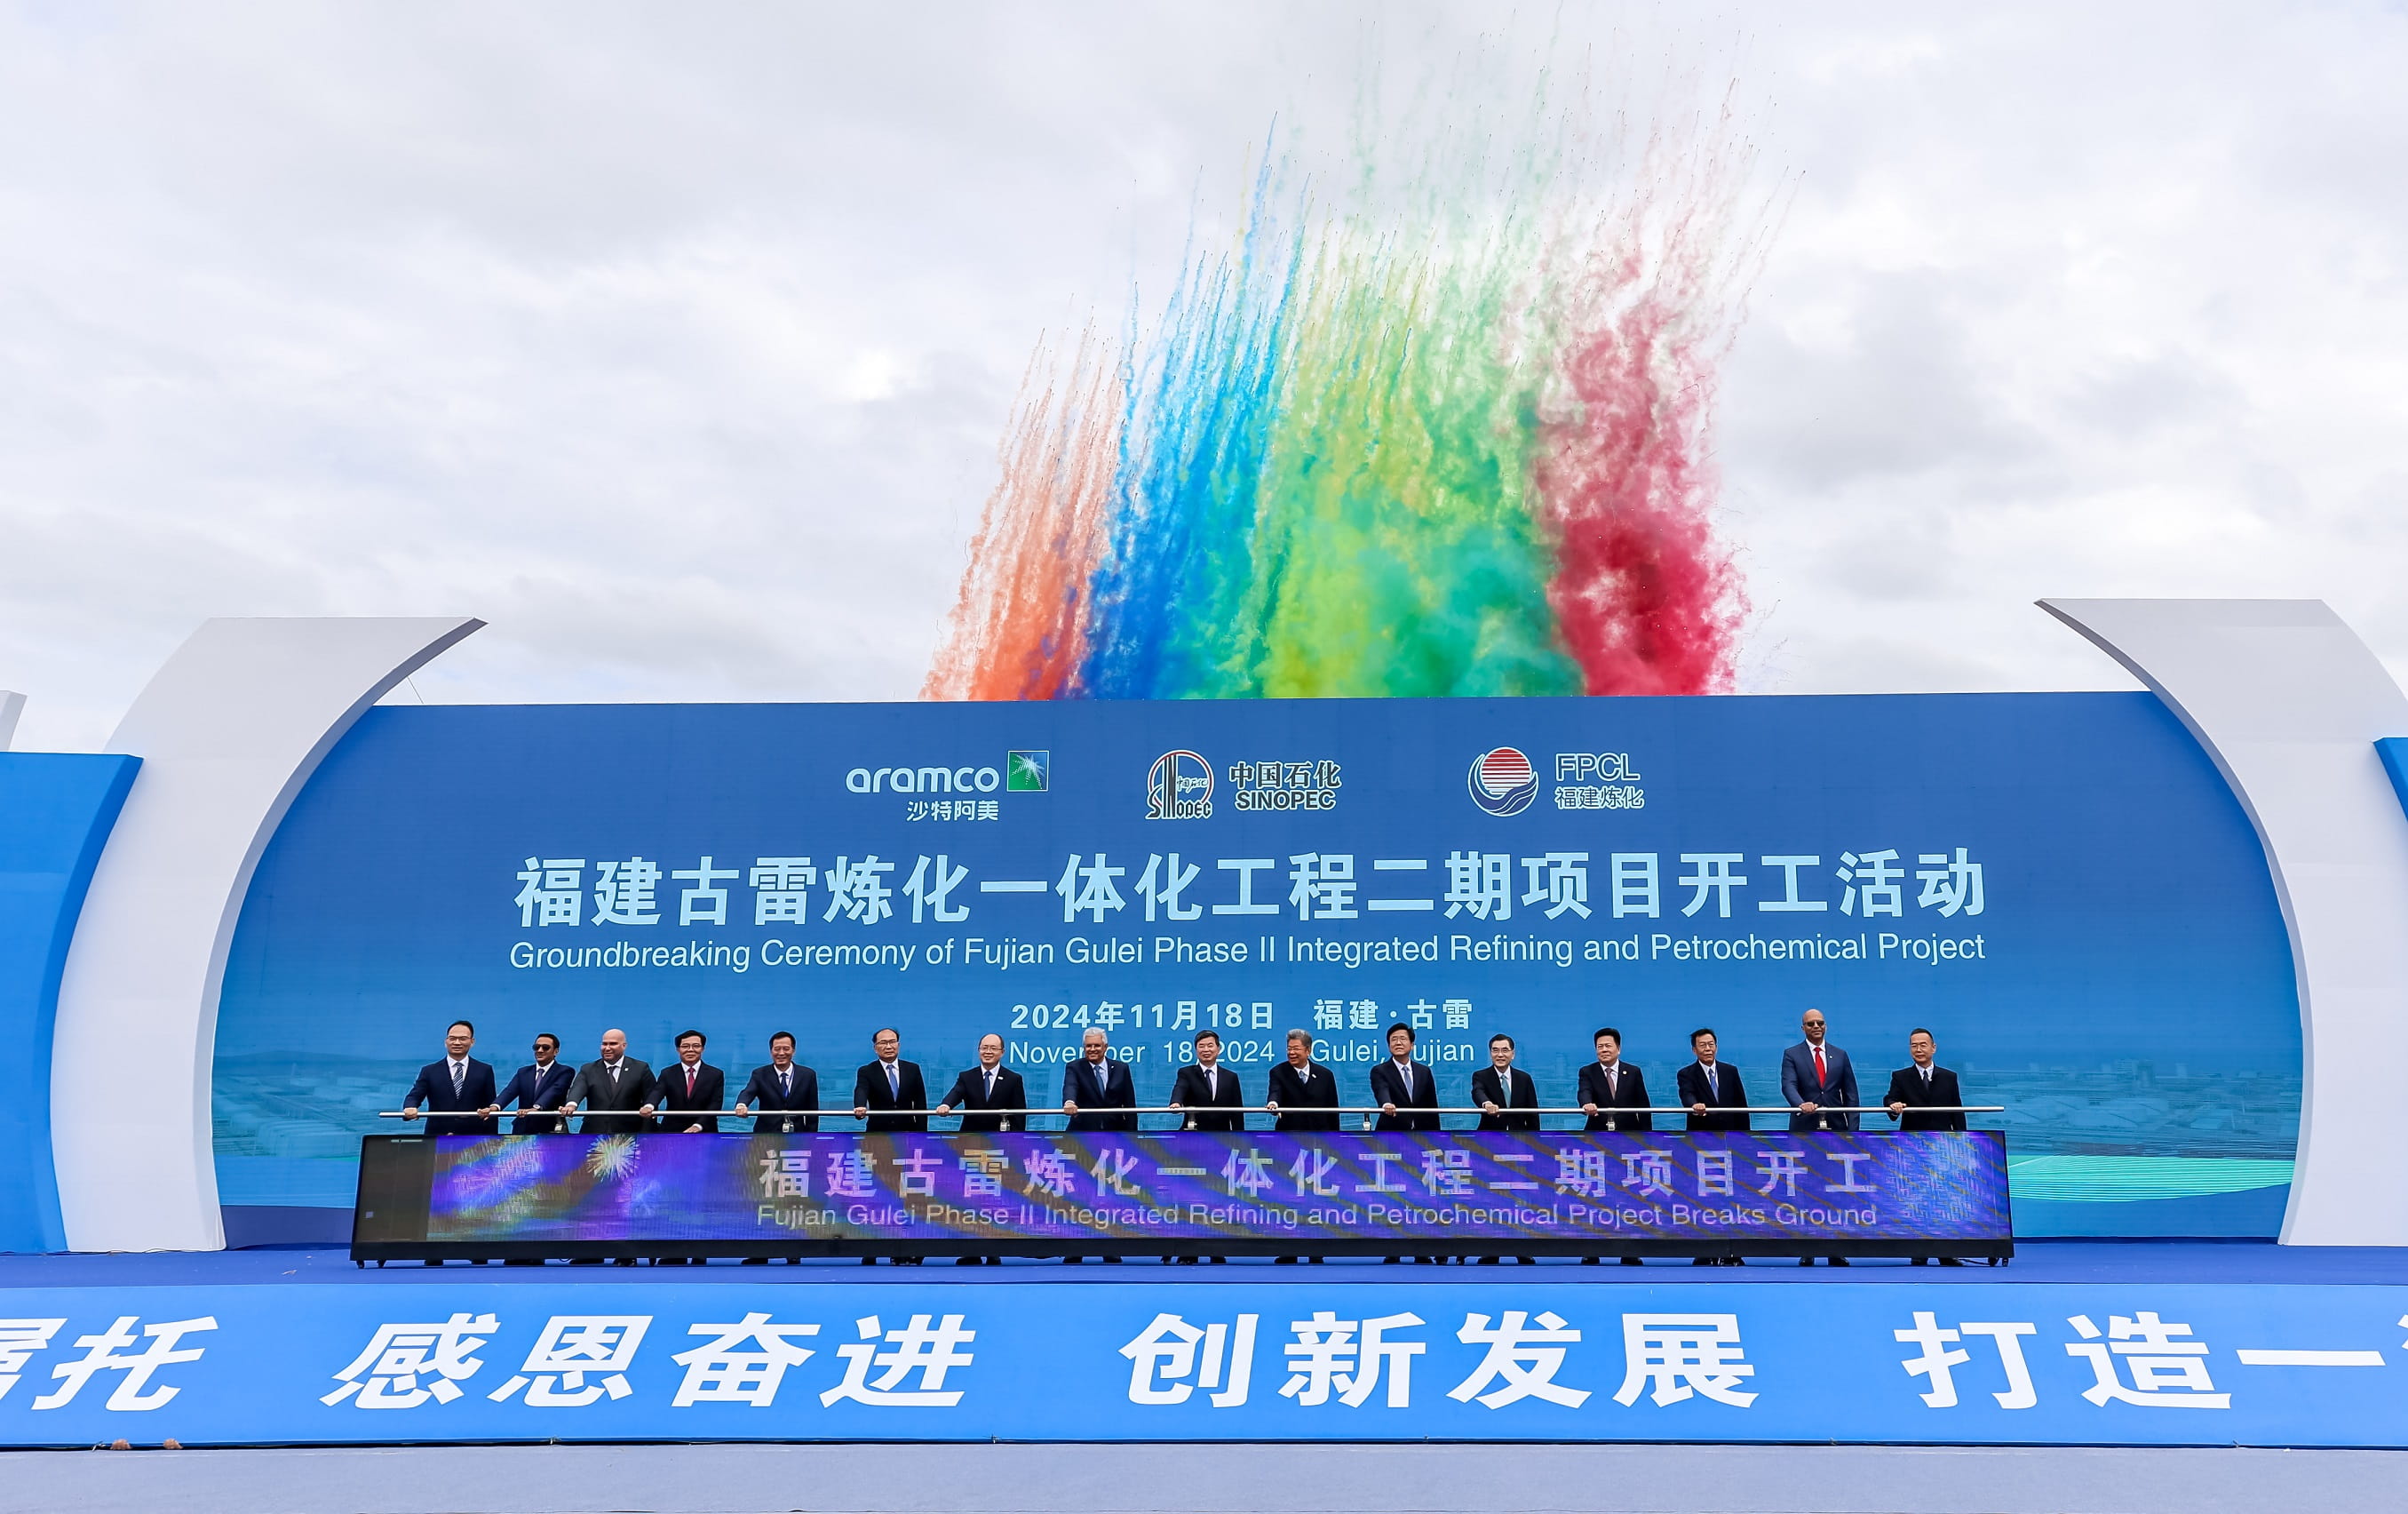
[381,1104,2002,1118]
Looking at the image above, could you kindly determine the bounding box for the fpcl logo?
[1466,746,1538,817]
[1145,750,1213,820]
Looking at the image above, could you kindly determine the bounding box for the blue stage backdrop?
[211,692,2300,1235]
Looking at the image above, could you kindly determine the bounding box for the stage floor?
[5,1237,2406,1287]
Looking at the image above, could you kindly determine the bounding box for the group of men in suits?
[403,1008,1973,1267]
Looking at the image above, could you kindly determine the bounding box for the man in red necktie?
[646,1029,726,1134]
[1781,1008,1861,1268]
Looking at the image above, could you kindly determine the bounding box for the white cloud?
[1,2,2404,745]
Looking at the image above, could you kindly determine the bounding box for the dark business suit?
[940,1064,1029,1133]
[1883,1064,1967,1131]
[1063,1058,1136,1132]
[854,1059,929,1133]
[1369,1058,1440,1132]
[404,1057,498,1136]
[1266,1061,1339,1131]
[652,1060,726,1132]
[1676,1060,1750,1132]
[493,1061,574,1135]
[1469,1065,1540,1131]
[1780,1040,1861,1132]
[1171,1064,1248,1132]
[1578,1061,1652,1132]
[735,1062,821,1134]
[566,1056,655,1136]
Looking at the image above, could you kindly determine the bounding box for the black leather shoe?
[1276,1255,1298,1265]
[1621,1256,1643,1266]
[1830,1256,1849,1267]
[1938,1256,1965,1267]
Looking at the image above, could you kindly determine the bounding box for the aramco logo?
[1466,746,1538,817]
[1145,750,1214,821]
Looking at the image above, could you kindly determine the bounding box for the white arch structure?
[51,617,481,1252]
[2041,599,2408,1247]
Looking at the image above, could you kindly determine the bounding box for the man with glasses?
[1781,1008,1861,1268]
[487,1032,573,1134]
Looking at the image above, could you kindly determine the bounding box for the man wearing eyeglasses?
[487,1032,574,1134]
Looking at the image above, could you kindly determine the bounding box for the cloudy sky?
[2,2,2403,750]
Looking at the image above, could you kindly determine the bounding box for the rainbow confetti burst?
[927,95,1771,701]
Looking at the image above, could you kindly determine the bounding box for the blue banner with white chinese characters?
[385,1131,2007,1248]
[0,1279,2399,1446]
[213,692,2300,1233]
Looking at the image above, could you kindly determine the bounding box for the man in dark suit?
[649,1029,725,1133]
[935,1033,1027,1133]
[1578,1026,1651,1133]
[1780,1008,1861,1134]
[733,1031,820,1134]
[1061,1027,1136,1132]
[1265,1029,1339,1135]
[1470,1033,1540,1132]
[1885,1027,1968,1266]
[851,1027,929,1133]
[560,1028,654,1136]
[1170,1031,1247,1132]
[1370,1023,1440,1132]
[487,1032,573,1134]
[402,1020,498,1136]
[1676,1028,1749,1132]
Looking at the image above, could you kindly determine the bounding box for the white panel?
[51,618,481,1251]
[2039,598,2408,1247]
[0,690,22,751]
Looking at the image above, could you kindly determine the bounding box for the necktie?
[985,1069,996,1098]
[1814,1046,1827,1087]
[886,1063,900,1098]
[1705,1064,1718,1098]
[450,1062,463,1095]
[779,1068,791,1096]
[1205,1067,1216,1097]
[687,1065,697,1095]
[608,1062,620,1088]
[1606,1065,1617,1096]
[1922,1067,1932,1088]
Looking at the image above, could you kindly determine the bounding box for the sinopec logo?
[1145,750,1214,820]
[1466,746,1538,817]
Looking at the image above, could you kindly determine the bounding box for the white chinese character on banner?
[1756,856,1827,913]
[894,1151,942,1198]
[1406,999,1434,1032]
[1091,1150,1140,1197]
[515,858,585,927]
[758,1151,811,1199]
[2065,1314,2229,1409]
[958,1150,1009,1197]
[489,1317,650,1406]
[1610,853,1660,919]
[1419,1149,1474,1196]
[31,1315,217,1412]
[1347,999,1379,1032]
[1622,1150,1673,1198]
[1697,1150,1734,1197]
[823,856,896,925]
[0,1319,65,1402]
[1312,999,1345,1032]
[1287,853,1359,920]
[1754,1151,1808,1198]
[1442,998,1472,1031]
[905,855,970,923]
[819,1314,974,1407]
[1916,848,1986,916]
[1021,1151,1077,1199]
[1828,1152,1876,1193]
[1279,1311,1426,1407]
[1290,1149,1339,1198]
[1120,1313,1259,1406]
[1895,1313,2038,1409]
[1520,853,1592,920]
[750,857,815,924]
[671,1314,820,1407]
[1222,1147,1275,1198]
[1056,853,1128,923]
[1837,849,1903,917]
[1136,853,1203,921]
[1443,852,1512,920]
[1450,1312,1590,1408]
[1676,854,1747,918]
[825,1151,878,1199]
[1613,1315,1757,1407]
[672,856,738,926]
[593,858,662,926]
[1554,1149,1610,1198]
[322,1313,497,1408]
